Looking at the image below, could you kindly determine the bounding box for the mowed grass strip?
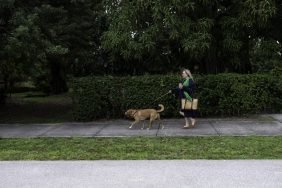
[0,136,282,160]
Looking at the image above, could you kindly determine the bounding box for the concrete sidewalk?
[1,114,282,138]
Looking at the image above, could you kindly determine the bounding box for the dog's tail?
[157,104,164,113]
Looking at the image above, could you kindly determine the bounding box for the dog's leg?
[148,120,152,130]
[141,121,145,129]
[148,116,155,130]
[129,119,140,129]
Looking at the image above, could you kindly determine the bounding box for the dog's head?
[125,109,137,118]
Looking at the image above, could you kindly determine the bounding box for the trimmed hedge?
[72,73,282,121]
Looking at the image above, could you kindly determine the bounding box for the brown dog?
[125,104,164,129]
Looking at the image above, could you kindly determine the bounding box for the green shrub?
[71,75,179,121]
[72,73,282,121]
[196,74,272,116]
[268,69,282,112]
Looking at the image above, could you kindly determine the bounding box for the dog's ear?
[128,109,138,116]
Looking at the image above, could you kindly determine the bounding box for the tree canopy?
[0,0,281,97]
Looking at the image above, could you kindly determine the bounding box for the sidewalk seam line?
[209,121,221,136]
[156,124,161,137]
[94,124,109,136]
[37,125,58,137]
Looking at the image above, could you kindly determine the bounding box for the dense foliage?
[72,73,282,121]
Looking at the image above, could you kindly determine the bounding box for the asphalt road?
[1,160,282,188]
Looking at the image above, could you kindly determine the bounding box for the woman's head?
[181,68,192,79]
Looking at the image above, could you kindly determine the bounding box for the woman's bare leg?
[183,117,190,128]
[190,118,196,127]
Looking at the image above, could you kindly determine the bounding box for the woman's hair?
[181,68,193,78]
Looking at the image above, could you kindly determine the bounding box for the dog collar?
[132,110,138,116]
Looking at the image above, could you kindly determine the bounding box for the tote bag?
[181,99,198,110]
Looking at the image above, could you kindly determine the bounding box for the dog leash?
[151,91,171,104]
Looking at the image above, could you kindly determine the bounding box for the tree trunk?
[49,56,68,94]
[239,34,252,73]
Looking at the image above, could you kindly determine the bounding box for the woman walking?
[171,69,197,128]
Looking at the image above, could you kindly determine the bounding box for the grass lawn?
[0,91,73,123]
[0,136,282,160]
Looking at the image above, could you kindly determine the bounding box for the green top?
[183,78,192,101]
